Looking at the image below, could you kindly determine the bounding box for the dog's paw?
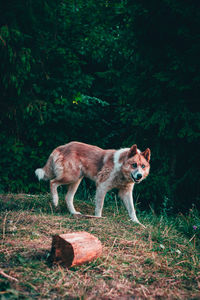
[138,222,146,228]
[130,219,146,228]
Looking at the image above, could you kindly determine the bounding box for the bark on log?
[49,231,102,267]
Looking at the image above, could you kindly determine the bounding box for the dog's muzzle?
[131,172,143,183]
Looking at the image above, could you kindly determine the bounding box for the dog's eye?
[132,163,137,168]
[141,164,145,169]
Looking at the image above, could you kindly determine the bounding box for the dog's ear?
[128,144,137,158]
[142,148,151,162]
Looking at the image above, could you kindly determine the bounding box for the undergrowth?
[0,193,199,299]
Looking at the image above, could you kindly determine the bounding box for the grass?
[0,193,200,299]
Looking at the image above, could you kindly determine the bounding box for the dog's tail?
[35,168,47,181]
[35,154,55,181]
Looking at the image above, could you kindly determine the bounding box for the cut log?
[49,231,102,268]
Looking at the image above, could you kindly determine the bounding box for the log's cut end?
[49,231,102,268]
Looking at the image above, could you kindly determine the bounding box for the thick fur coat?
[35,142,151,226]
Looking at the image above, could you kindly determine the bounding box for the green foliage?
[0,0,199,212]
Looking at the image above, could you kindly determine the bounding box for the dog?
[35,141,150,226]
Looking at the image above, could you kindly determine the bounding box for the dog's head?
[121,144,151,184]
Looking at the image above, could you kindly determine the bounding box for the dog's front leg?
[119,187,145,227]
[94,184,107,217]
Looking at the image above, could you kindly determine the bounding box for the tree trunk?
[49,231,102,268]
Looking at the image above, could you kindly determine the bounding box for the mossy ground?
[0,194,199,299]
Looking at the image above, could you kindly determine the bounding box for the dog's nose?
[137,173,142,180]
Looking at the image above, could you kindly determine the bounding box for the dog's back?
[35,141,110,183]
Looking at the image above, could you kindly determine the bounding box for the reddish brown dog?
[35,142,151,226]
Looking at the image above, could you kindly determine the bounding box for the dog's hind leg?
[95,185,107,217]
[65,178,83,215]
[50,180,61,207]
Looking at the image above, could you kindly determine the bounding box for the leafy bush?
[0,0,199,212]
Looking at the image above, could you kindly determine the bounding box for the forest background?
[0,0,199,214]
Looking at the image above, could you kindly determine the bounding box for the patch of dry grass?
[0,194,199,299]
